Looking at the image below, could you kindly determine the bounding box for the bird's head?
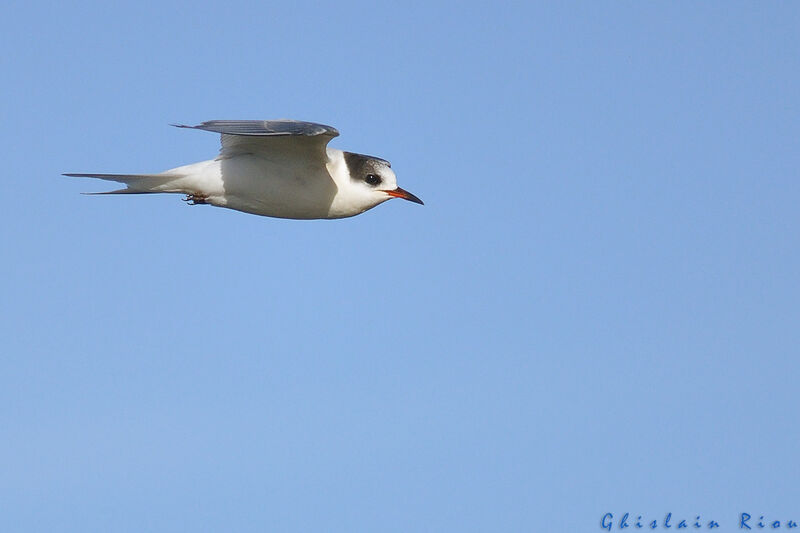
[329,151,423,217]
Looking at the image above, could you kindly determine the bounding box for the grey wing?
[175,119,339,137]
[173,119,339,161]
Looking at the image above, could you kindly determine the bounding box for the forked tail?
[62,173,186,194]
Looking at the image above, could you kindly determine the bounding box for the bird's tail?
[62,173,186,195]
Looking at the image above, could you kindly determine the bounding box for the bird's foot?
[183,193,208,205]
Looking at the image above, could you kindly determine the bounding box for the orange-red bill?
[385,187,424,205]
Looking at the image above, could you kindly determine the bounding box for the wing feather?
[173,119,339,138]
[172,119,339,162]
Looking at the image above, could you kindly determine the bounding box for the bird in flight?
[65,119,423,220]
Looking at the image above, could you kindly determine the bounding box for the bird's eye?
[365,174,382,186]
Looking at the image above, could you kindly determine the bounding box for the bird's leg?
[182,193,208,205]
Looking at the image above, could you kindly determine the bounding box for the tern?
[65,119,423,219]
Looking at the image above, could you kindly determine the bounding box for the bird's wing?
[173,120,339,162]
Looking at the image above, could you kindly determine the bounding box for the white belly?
[168,155,339,219]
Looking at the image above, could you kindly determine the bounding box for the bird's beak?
[385,187,424,205]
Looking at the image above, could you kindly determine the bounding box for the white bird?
[65,119,423,220]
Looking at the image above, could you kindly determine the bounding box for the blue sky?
[1,2,798,531]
